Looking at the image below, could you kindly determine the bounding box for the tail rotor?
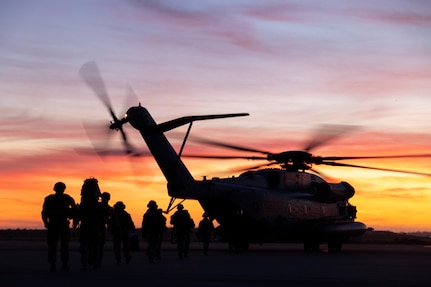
[79,61,133,154]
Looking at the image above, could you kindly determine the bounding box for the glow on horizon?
[2,133,431,232]
[1,0,431,232]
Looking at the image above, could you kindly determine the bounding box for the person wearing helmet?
[198,213,215,256]
[170,203,195,259]
[77,177,102,270]
[97,192,113,266]
[111,201,135,265]
[141,200,167,263]
[41,181,77,272]
[155,208,167,260]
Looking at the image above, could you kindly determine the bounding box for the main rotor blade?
[243,162,279,171]
[182,154,268,160]
[304,124,360,152]
[79,61,117,120]
[189,136,272,155]
[321,154,431,161]
[224,162,278,173]
[321,161,431,177]
[309,168,337,182]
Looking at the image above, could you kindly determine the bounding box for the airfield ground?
[0,239,430,287]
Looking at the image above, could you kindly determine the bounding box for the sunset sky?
[1,0,431,233]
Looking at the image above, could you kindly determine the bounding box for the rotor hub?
[268,151,314,170]
[109,118,128,130]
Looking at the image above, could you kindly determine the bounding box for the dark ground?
[0,238,430,287]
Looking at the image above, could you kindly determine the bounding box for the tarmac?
[0,240,430,287]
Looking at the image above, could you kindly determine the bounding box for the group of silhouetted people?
[42,179,135,272]
[42,179,216,272]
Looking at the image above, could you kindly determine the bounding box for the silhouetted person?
[77,177,101,270]
[141,200,166,263]
[41,181,77,272]
[225,210,249,253]
[230,211,250,253]
[198,213,215,256]
[97,191,113,266]
[156,208,167,259]
[170,204,194,259]
[111,201,135,265]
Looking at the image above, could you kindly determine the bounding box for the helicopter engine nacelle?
[327,181,355,201]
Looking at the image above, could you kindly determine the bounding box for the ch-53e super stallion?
[80,61,431,252]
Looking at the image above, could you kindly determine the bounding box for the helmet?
[53,182,66,192]
[114,201,125,210]
[147,200,157,208]
[101,192,110,201]
[177,204,184,210]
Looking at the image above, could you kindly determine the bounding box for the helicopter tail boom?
[125,105,248,199]
[125,105,194,198]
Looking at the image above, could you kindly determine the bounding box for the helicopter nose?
[340,181,355,199]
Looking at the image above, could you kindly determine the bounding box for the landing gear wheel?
[328,240,342,252]
[304,240,319,252]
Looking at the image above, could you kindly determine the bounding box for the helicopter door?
[266,170,280,188]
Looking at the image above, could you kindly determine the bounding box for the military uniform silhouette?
[170,204,194,259]
[77,177,102,270]
[198,213,215,256]
[41,181,77,272]
[229,211,250,253]
[110,201,135,265]
[141,200,166,263]
[97,192,113,266]
[156,208,167,259]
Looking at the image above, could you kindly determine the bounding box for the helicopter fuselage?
[82,61,431,251]
[193,169,365,242]
[125,105,367,248]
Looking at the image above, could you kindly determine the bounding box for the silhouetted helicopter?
[79,62,431,252]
